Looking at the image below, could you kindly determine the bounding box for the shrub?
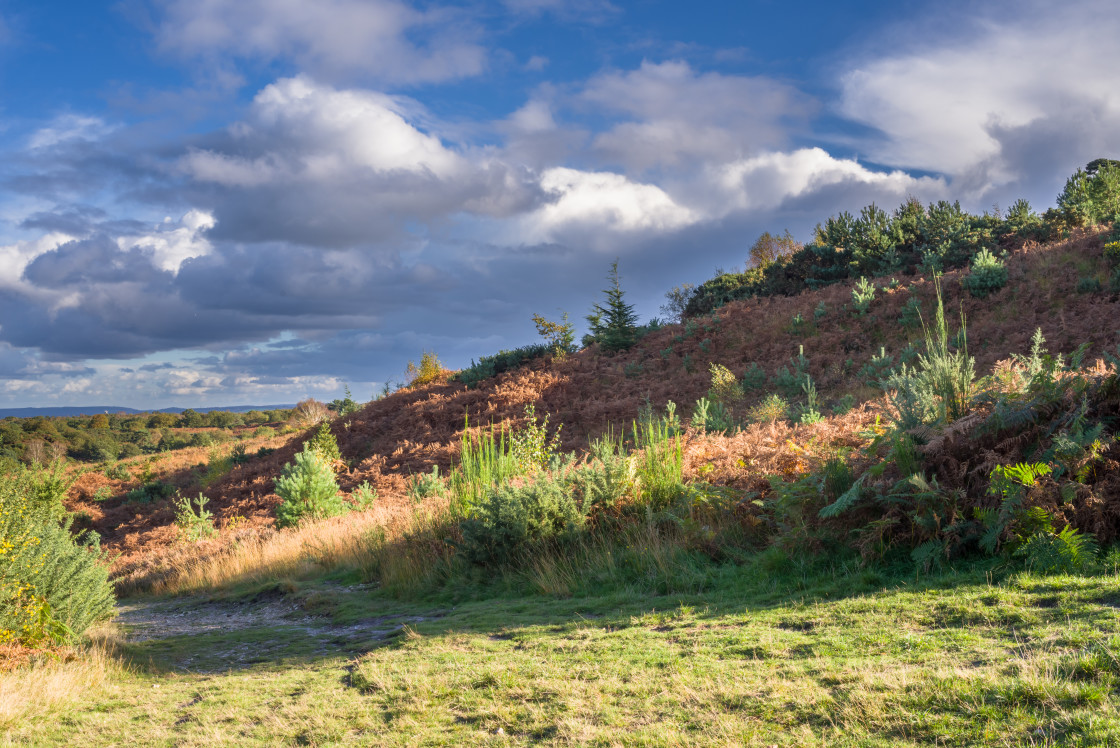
[350,481,377,510]
[797,376,824,425]
[307,421,340,466]
[742,362,767,393]
[898,296,923,330]
[453,344,552,389]
[572,434,631,512]
[327,386,361,418]
[174,492,216,542]
[1077,276,1103,294]
[708,363,744,406]
[531,312,576,359]
[883,278,974,428]
[747,394,789,424]
[771,346,810,399]
[633,407,685,510]
[509,405,563,474]
[1112,267,1120,295]
[659,283,696,323]
[851,276,876,315]
[691,397,735,434]
[406,351,443,388]
[0,465,114,647]
[459,474,585,567]
[1104,240,1120,266]
[289,398,330,429]
[407,466,445,502]
[962,248,1008,298]
[274,446,345,528]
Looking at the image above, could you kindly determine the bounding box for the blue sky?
[0,0,1117,408]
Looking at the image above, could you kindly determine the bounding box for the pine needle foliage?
[0,464,114,647]
[274,446,345,528]
[586,261,639,353]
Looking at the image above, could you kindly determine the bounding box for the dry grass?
[117,499,448,597]
[0,624,126,732]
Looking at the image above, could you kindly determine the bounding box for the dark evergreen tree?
[585,261,638,353]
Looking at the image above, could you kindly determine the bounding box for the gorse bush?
[0,463,114,647]
[459,473,586,567]
[274,445,345,528]
[961,248,1008,298]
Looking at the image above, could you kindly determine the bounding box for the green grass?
[9,556,1120,746]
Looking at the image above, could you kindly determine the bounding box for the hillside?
[84,226,1120,577]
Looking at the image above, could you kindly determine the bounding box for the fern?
[819,475,866,519]
[1015,526,1098,574]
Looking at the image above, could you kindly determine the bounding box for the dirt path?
[114,589,438,672]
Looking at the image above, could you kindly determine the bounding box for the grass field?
[6,553,1120,747]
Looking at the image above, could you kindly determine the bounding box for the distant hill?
[0,404,296,419]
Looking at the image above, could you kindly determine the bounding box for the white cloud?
[527,167,696,239]
[156,0,486,85]
[582,60,814,170]
[28,115,113,150]
[712,147,947,213]
[182,76,464,185]
[116,210,216,273]
[839,1,1120,187]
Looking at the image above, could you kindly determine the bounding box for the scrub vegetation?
[6,160,1120,745]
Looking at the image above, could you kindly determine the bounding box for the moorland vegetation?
[5,160,1120,745]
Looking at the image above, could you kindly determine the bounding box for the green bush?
[1077,276,1103,294]
[174,492,216,542]
[691,397,735,434]
[0,465,114,647]
[307,422,340,465]
[962,248,1008,298]
[883,279,974,428]
[851,276,876,315]
[747,394,789,424]
[452,344,552,389]
[459,474,586,567]
[274,446,345,528]
[407,466,445,503]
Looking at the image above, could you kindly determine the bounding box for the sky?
[0,0,1118,409]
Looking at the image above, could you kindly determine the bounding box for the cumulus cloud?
[178,76,542,247]
[525,167,697,243]
[839,0,1120,203]
[155,0,487,85]
[711,147,947,214]
[582,61,814,170]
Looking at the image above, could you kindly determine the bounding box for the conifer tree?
[586,260,638,352]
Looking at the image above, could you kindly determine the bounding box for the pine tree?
[586,260,638,353]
